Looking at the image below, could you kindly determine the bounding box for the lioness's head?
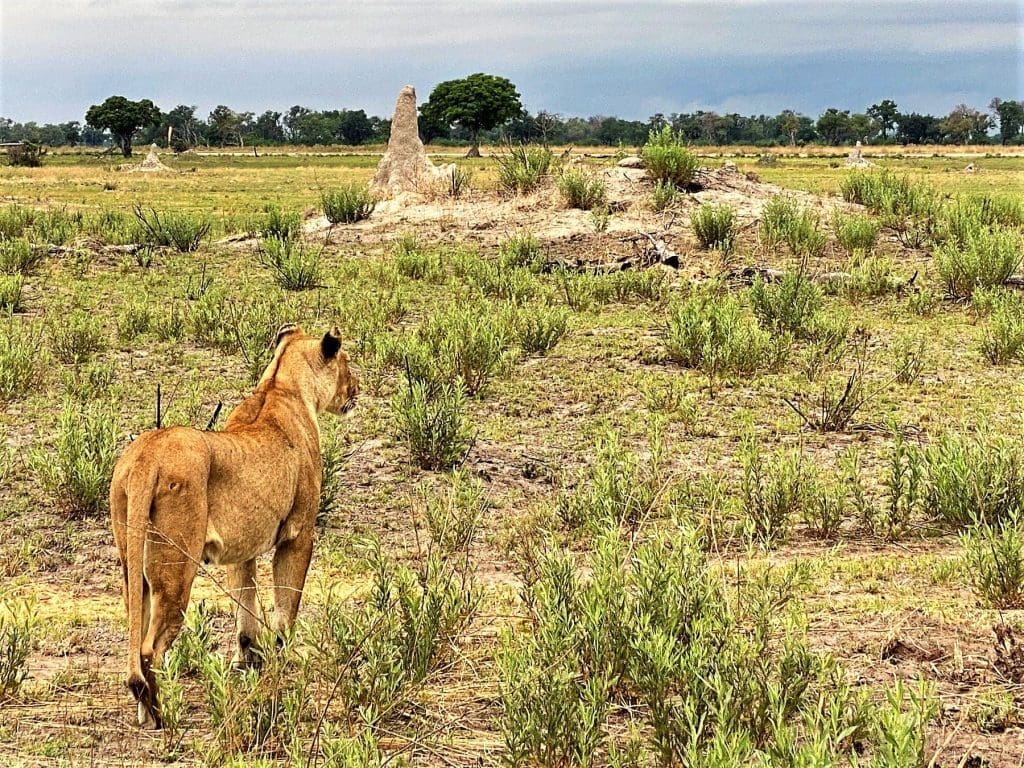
[272,324,359,415]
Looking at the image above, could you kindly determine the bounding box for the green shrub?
[257,235,322,291]
[923,431,1024,528]
[749,270,822,337]
[940,199,985,248]
[393,234,444,281]
[420,470,487,555]
[833,212,881,254]
[29,398,120,517]
[0,275,23,312]
[500,230,543,269]
[557,169,606,210]
[321,183,376,224]
[513,303,569,355]
[49,310,107,366]
[445,165,473,199]
[935,226,1023,298]
[391,378,471,470]
[256,203,302,241]
[318,422,348,525]
[691,203,737,251]
[32,207,80,246]
[0,598,38,697]
[758,195,827,257]
[496,144,554,195]
[981,290,1024,364]
[86,209,145,246]
[641,126,698,187]
[650,180,677,212]
[665,292,779,388]
[0,319,40,401]
[116,297,153,343]
[741,436,808,545]
[961,515,1024,609]
[134,206,211,252]
[971,193,1024,228]
[841,255,902,300]
[0,238,42,274]
[0,205,33,240]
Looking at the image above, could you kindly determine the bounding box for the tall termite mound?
[371,85,451,197]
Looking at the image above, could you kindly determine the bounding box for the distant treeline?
[3,97,1022,149]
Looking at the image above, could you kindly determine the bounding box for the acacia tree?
[84,96,161,157]
[991,98,1024,145]
[420,73,522,157]
[867,100,899,141]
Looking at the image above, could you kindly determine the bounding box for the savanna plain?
[1,142,1023,767]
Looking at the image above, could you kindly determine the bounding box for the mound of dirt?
[125,144,173,173]
[371,85,453,199]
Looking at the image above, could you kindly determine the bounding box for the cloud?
[1,0,1019,121]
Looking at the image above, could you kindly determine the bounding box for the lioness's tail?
[125,462,158,698]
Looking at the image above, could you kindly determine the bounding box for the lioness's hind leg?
[270,534,314,641]
[227,559,262,668]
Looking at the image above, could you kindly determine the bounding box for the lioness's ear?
[321,327,342,360]
[273,323,301,350]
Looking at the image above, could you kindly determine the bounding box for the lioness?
[109,324,358,728]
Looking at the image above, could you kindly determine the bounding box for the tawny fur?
[109,325,357,728]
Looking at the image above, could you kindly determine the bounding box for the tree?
[991,98,1024,145]
[84,96,161,157]
[895,112,941,145]
[939,104,992,144]
[420,73,522,157]
[779,110,802,146]
[816,108,853,145]
[867,100,899,140]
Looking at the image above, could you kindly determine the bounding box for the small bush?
[833,212,881,254]
[391,378,471,471]
[321,183,376,224]
[32,207,80,246]
[420,470,487,555]
[641,126,698,187]
[0,205,33,240]
[6,142,44,167]
[741,436,807,545]
[0,319,40,401]
[0,598,38,697]
[257,236,322,291]
[981,290,1024,365]
[665,292,779,389]
[134,206,211,252]
[962,515,1024,609]
[445,165,473,199]
[691,203,737,251]
[499,230,543,269]
[86,209,146,245]
[318,422,348,525]
[496,144,554,195]
[759,195,827,257]
[650,180,677,212]
[116,297,153,343]
[0,275,23,312]
[0,238,42,275]
[557,168,606,210]
[891,336,926,384]
[29,398,120,517]
[513,303,569,355]
[841,255,902,300]
[749,269,822,337]
[392,233,443,281]
[256,203,302,241]
[935,226,1023,298]
[50,310,107,366]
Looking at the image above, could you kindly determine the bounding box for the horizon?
[1,0,1021,125]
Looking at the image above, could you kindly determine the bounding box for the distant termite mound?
[371,85,453,198]
[125,144,174,173]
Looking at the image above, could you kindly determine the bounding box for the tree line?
[2,77,1021,156]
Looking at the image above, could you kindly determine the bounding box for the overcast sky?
[1,0,1020,123]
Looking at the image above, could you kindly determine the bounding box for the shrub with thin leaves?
[257,235,322,291]
[0,597,38,697]
[833,212,881,254]
[116,297,153,343]
[29,398,120,517]
[665,292,780,388]
[741,436,808,545]
[49,310,107,366]
[32,207,80,246]
[935,226,1023,299]
[641,126,698,187]
[499,230,543,269]
[691,203,737,251]
[496,144,554,195]
[391,378,471,470]
[961,514,1024,609]
[393,234,444,282]
[513,303,569,355]
[322,183,376,224]
[134,206,211,252]
[759,195,827,257]
[318,422,348,526]
[445,165,473,199]
[0,238,42,275]
[981,290,1024,365]
[0,319,40,401]
[256,203,302,241]
[420,470,487,555]
[0,275,23,312]
[650,180,677,212]
[557,168,606,210]
[0,205,33,240]
[749,269,822,337]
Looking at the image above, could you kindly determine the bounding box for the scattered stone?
[617,155,644,168]
[845,140,873,168]
[964,163,976,173]
[371,85,453,198]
